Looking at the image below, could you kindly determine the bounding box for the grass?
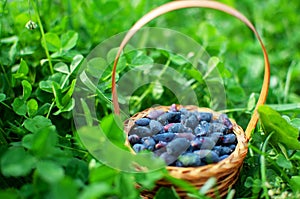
[0,0,300,198]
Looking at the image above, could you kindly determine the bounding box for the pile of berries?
[128,104,237,167]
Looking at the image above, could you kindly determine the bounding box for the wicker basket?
[125,105,248,198]
[111,1,270,198]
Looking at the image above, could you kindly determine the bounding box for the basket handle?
[111,0,270,141]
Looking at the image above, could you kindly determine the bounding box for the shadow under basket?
[124,105,248,198]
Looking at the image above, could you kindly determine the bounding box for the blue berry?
[194,121,210,136]
[183,114,198,130]
[179,108,189,115]
[149,120,163,135]
[197,112,213,122]
[222,134,236,144]
[209,123,228,134]
[212,146,222,156]
[178,153,202,167]
[210,132,224,144]
[129,126,151,138]
[219,146,233,155]
[128,134,140,145]
[197,150,219,164]
[174,133,195,141]
[219,154,229,161]
[148,109,165,119]
[191,137,215,150]
[166,138,190,156]
[166,112,181,123]
[133,144,146,153]
[159,152,178,165]
[155,141,168,149]
[168,123,185,133]
[169,104,178,112]
[229,144,236,151]
[153,132,175,142]
[157,113,169,125]
[218,114,233,130]
[191,137,203,148]
[135,118,151,126]
[141,137,156,150]
[175,160,184,167]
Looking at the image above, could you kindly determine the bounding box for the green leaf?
[27,98,38,117]
[52,81,64,109]
[61,31,78,51]
[257,105,300,150]
[290,176,300,192]
[106,47,121,64]
[170,54,188,65]
[0,190,19,199]
[199,177,217,195]
[130,54,154,68]
[1,147,36,177]
[185,68,204,84]
[268,103,300,112]
[22,134,34,149]
[79,71,111,105]
[48,177,78,199]
[100,114,126,149]
[37,161,64,184]
[42,32,61,52]
[290,118,300,130]
[39,73,67,92]
[152,81,164,100]
[115,173,138,199]
[9,42,17,63]
[86,57,107,78]
[54,62,69,74]
[65,158,89,183]
[30,126,58,157]
[135,170,164,190]
[154,187,180,199]
[227,85,246,103]
[22,80,32,100]
[203,56,220,79]
[244,176,254,188]
[290,151,300,161]
[78,183,112,199]
[36,103,51,115]
[62,79,76,105]
[0,93,6,102]
[276,154,292,169]
[247,93,256,111]
[12,98,27,116]
[163,173,200,196]
[24,115,52,133]
[18,59,29,75]
[80,99,93,126]
[89,165,118,184]
[39,80,54,93]
[53,98,75,115]
[70,54,83,73]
